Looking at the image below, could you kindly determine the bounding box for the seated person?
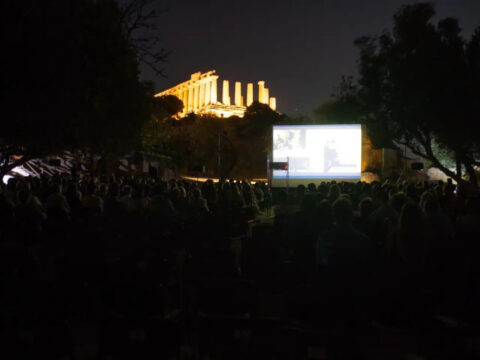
[318,196,374,271]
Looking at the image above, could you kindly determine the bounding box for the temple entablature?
[155,70,277,118]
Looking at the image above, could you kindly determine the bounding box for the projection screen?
[271,124,361,187]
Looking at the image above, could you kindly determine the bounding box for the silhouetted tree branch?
[119,0,169,77]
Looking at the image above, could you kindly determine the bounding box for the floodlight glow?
[271,124,361,187]
[2,175,13,185]
[11,166,30,177]
[2,166,32,184]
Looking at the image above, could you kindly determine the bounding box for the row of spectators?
[267,180,480,328]
[1,174,479,358]
[0,175,271,241]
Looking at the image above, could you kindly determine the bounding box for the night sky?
[141,0,480,117]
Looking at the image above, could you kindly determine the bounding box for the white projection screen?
[271,124,361,187]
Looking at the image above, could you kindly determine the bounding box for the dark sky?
[141,0,480,117]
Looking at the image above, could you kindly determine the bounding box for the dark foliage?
[0,0,151,176]
[328,3,480,190]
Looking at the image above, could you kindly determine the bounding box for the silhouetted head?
[328,184,341,202]
[359,197,374,218]
[300,194,316,214]
[296,184,306,198]
[50,182,62,195]
[373,187,389,206]
[405,183,418,200]
[390,192,408,214]
[121,185,132,198]
[317,183,328,197]
[108,183,119,197]
[332,196,353,225]
[17,189,32,204]
[399,202,423,235]
[307,183,317,193]
[318,199,333,227]
[86,182,97,195]
[192,187,202,199]
[420,191,438,216]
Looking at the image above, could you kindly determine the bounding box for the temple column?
[258,81,265,104]
[205,81,211,104]
[223,80,230,105]
[177,90,183,114]
[183,88,188,113]
[188,86,194,112]
[269,97,276,111]
[264,88,269,105]
[211,76,218,103]
[235,82,242,106]
[246,83,253,106]
[199,83,205,108]
[193,85,199,111]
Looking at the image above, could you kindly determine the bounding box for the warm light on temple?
[155,70,278,118]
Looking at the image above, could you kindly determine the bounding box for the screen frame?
[270,124,362,188]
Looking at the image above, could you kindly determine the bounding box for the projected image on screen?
[272,124,361,185]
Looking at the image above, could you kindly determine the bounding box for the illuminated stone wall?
[155,70,277,118]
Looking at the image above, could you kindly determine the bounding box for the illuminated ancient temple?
[155,70,277,118]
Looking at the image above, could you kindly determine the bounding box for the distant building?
[155,70,277,118]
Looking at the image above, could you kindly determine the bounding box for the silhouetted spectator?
[15,188,46,242]
[46,183,70,220]
[65,182,83,217]
[190,187,209,215]
[327,183,340,204]
[103,182,126,219]
[319,196,374,270]
[81,182,103,216]
[354,196,375,237]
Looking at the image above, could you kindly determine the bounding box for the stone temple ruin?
[155,70,277,118]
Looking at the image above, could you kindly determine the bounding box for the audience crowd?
[1,173,480,359]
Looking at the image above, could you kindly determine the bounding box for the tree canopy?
[0,0,152,175]
[142,100,285,179]
[331,3,480,189]
[153,95,184,121]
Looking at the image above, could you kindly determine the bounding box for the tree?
[119,0,169,76]
[0,0,152,177]
[334,3,480,189]
[140,95,189,171]
[239,101,284,137]
[188,115,236,179]
[153,95,184,121]
[230,101,285,178]
[313,96,362,124]
[141,100,285,179]
[143,112,237,178]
